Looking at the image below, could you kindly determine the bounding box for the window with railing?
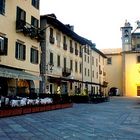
[0,36,8,55]
[15,42,26,60]
[30,48,38,64]
[0,0,5,15]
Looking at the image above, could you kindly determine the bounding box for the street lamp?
[39,25,51,94]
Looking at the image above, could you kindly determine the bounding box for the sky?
[40,0,140,49]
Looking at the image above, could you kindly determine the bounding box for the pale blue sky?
[40,0,140,49]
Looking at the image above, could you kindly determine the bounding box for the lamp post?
[39,25,51,94]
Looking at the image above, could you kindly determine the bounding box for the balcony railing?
[16,20,43,40]
[62,67,71,77]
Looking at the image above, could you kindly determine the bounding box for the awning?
[0,67,41,81]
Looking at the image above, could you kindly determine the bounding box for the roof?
[101,48,122,55]
[40,14,106,58]
[41,14,85,45]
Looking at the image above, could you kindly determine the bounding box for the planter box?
[45,105,51,111]
[11,108,22,116]
[61,103,73,109]
[22,107,32,114]
[55,104,61,109]
[39,105,46,112]
[31,106,40,113]
[0,109,12,117]
[50,104,56,110]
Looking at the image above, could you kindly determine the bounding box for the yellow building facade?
[102,21,140,97]
[0,0,41,96]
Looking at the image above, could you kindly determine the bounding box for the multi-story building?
[40,14,107,95]
[102,20,140,97]
[0,0,41,97]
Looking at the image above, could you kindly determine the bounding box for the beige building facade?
[0,0,41,96]
[40,14,107,95]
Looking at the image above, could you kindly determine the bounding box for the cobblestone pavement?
[1,97,140,140]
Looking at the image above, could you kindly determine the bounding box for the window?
[16,7,26,21]
[50,28,53,37]
[75,61,78,72]
[49,28,55,44]
[63,36,67,50]
[88,56,89,63]
[137,56,140,63]
[92,71,94,78]
[57,55,60,67]
[15,42,26,60]
[96,72,98,79]
[85,54,86,62]
[64,57,66,68]
[56,32,61,47]
[70,60,73,71]
[92,57,94,65]
[107,57,112,64]
[31,16,39,28]
[85,68,86,76]
[96,58,98,67]
[79,63,82,73]
[0,0,5,15]
[30,48,38,64]
[32,0,39,9]
[0,36,8,55]
[50,52,53,65]
[88,69,90,76]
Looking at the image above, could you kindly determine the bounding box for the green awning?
[0,67,41,81]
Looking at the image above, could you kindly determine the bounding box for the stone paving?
[1,97,140,140]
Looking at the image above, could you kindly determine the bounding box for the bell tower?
[121,20,133,52]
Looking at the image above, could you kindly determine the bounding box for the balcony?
[49,36,55,44]
[16,20,42,40]
[63,43,67,50]
[62,67,71,77]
